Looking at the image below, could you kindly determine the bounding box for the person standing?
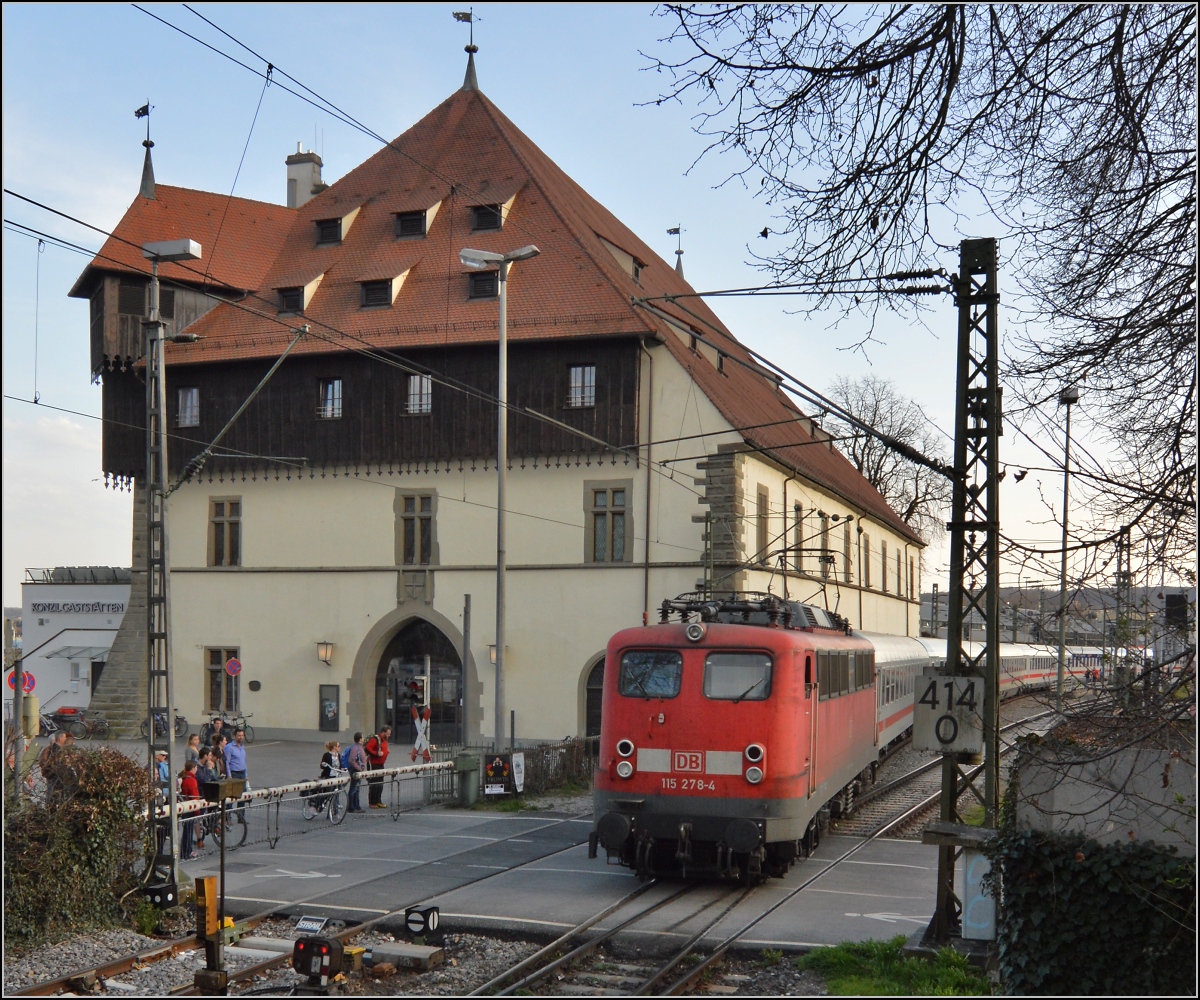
[225,728,249,821]
[179,759,201,859]
[346,733,368,812]
[184,733,201,766]
[193,746,217,850]
[212,735,229,778]
[365,726,392,809]
[38,731,74,802]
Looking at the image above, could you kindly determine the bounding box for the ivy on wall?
[985,826,1195,995]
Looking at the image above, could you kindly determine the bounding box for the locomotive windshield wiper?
[731,678,764,703]
[629,672,652,699]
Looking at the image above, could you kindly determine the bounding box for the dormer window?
[471,204,502,231]
[280,287,303,313]
[469,271,498,298]
[395,211,426,237]
[316,218,341,244]
[361,280,392,307]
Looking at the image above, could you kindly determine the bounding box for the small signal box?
[293,936,344,986]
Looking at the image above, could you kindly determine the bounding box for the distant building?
[4,567,131,719]
[72,53,923,742]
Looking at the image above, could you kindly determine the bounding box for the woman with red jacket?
[179,759,201,859]
[365,726,391,809]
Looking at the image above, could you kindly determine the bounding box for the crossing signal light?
[407,677,427,707]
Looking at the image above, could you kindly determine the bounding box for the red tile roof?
[75,83,921,545]
[68,186,295,297]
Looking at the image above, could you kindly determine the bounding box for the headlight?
[616,739,635,758]
[685,622,707,642]
[616,760,634,779]
[744,743,765,763]
[745,766,764,784]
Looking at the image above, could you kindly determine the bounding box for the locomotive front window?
[703,653,772,701]
[619,650,683,699]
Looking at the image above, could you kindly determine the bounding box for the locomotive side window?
[618,650,682,699]
[703,652,772,701]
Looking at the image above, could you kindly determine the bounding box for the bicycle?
[209,798,248,850]
[42,712,87,739]
[140,710,188,740]
[226,712,255,744]
[301,767,348,825]
[52,708,108,740]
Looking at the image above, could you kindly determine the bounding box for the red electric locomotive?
[591,593,914,882]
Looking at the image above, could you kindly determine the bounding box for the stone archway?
[375,620,463,746]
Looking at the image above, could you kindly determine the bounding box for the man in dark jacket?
[346,734,368,812]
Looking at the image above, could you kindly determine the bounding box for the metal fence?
[432,736,599,798]
[161,761,455,855]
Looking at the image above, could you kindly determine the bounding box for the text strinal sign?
[913,671,983,754]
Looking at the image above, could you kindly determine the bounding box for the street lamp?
[140,238,201,903]
[1056,386,1080,712]
[459,244,540,750]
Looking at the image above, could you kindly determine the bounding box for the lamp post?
[1056,386,1080,712]
[141,238,201,903]
[458,244,540,751]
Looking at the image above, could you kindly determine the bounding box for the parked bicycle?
[200,711,253,744]
[209,802,248,850]
[52,708,109,740]
[301,767,348,825]
[140,710,188,739]
[227,712,255,744]
[199,712,229,746]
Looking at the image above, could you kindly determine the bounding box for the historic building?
[73,55,923,742]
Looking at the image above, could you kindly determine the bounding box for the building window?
[395,211,426,237]
[209,499,241,567]
[317,378,342,419]
[909,557,915,599]
[118,278,145,316]
[178,387,199,428]
[279,287,303,313]
[793,505,804,573]
[206,647,240,713]
[590,487,628,562]
[897,550,903,596]
[399,494,434,566]
[756,487,769,565]
[471,204,502,230]
[361,280,391,307]
[316,218,341,244]
[468,271,498,298]
[843,522,853,582]
[407,374,432,415]
[881,539,888,592]
[567,365,596,408]
[819,513,831,579]
[862,533,871,589]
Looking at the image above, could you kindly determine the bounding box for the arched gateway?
[374,620,463,746]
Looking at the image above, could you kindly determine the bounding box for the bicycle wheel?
[301,793,319,821]
[139,718,150,739]
[199,723,213,745]
[66,719,88,739]
[328,788,348,826]
[93,720,110,740]
[211,810,247,850]
[242,724,255,745]
[175,716,189,738]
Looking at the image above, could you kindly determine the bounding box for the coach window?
[704,652,772,701]
[618,650,682,699]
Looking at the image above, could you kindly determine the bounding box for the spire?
[139,140,156,201]
[463,45,479,91]
[668,226,685,278]
[454,10,479,91]
[135,101,156,200]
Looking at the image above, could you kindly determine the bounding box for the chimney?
[285,143,325,208]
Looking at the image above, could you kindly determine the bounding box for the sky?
[1,3,1097,609]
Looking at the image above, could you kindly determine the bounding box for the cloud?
[2,411,132,606]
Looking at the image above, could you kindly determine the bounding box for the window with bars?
[206,647,240,713]
[862,533,871,589]
[399,494,434,566]
[471,204,502,230]
[567,365,596,408]
[468,271,498,298]
[209,499,241,567]
[881,539,889,592]
[279,287,303,313]
[395,211,426,237]
[361,280,391,307]
[896,550,903,596]
[316,218,342,244]
[589,486,629,563]
[793,505,804,573]
[819,513,831,579]
[317,378,342,419]
[407,374,432,414]
[178,386,199,428]
[843,522,853,582]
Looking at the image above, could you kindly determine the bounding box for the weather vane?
[453,9,477,52]
[134,99,153,146]
[667,226,685,276]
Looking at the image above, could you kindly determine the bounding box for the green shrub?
[4,747,151,950]
[797,935,989,995]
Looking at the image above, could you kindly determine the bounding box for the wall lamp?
[316,641,334,666]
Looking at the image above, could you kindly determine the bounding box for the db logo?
[673,751,702,772]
